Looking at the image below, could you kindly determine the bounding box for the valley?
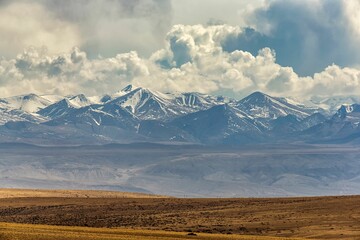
[1,143,360,197]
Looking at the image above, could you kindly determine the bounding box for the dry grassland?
[0,190,359,239]
[0,189,167,199]
[0,222,304,240]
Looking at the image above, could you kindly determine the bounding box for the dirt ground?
[0,194,359,239]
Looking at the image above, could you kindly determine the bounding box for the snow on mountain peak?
[236,91,317,120]
[308,95,360,113]
[1,93,53,113]
[67,94,94,108]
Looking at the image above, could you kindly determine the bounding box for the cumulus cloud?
[223,0,360,76]
[2,24,360,100]
[2,0,360,78]
[0,47,150,97]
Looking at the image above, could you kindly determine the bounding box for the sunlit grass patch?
[0,222,304,240]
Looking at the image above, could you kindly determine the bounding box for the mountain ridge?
[1,86,359,145]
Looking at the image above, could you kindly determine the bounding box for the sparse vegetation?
[0,222,302,240]
[0,193,359,239]
[0,189,167,199]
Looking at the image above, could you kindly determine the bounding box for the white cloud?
[0,2,81,58]
[0,0,173,59]
[0,47,150,97]
[234,0,360,75]
[2,24,360,100]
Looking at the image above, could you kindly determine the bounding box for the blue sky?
[1,0,360,98]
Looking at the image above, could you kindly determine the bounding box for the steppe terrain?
[0,189,167,199]
[0,190,359,239]
[0,222,303,240]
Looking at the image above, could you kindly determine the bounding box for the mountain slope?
[0,94,53,125]
[109,85,227,120]
[2,87,359,145]
[0,94,53,113]
[38,99,76,119]
[46,103,140,130]
[235,92,320,123]
[0,108,45,125]
[302,104,360,143]
[308,96,360,113]
[171,104,264,144]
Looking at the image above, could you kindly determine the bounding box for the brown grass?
[0,194,359,239]
[0,222,304,240]
[0,188,168,199]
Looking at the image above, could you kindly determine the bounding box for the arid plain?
[0,189,359,240]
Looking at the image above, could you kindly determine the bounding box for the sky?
[1,0,360,99]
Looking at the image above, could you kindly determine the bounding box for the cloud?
[0,47,150,97]
[172,0,265,27]
[222,0,360,76]
[2,24,360,100]
[43,0,173,57]
[0,0,173,59]
[3,0,359,79]
[0,2,81,59]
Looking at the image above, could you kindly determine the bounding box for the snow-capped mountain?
[109,86,180,120]
[38,99,76,119]
[0,108,45,125]
[300,104,360,143]
[235,92,320,120]
[38,94,97,119]
[308,96,360,114]
[107,85,227,120]
[0,94,51,124]
[0,93,54,113]
[47,103,139,131]
[66,94,96,108]
[1,86,360,145]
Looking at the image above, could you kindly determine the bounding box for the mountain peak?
[242,91,271,103]
[22,93,38,101]
[1,93,52,113]
[236,91,316,121]
[69,94,87,102]
[121,84,140,93]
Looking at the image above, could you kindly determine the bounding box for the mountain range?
[2,86,360,197]
[1,85,360,145]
